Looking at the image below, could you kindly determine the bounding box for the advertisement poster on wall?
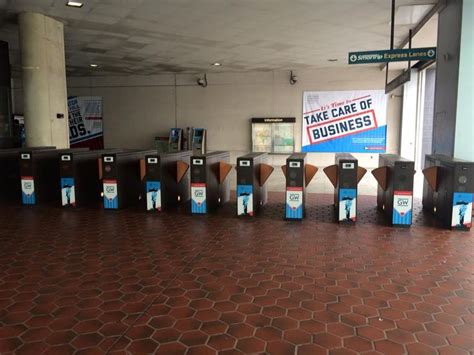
[68,96,104,149]
[302,90,387,153]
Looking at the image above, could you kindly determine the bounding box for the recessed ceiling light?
[66,1,84,8]
[90,63,98,68]
[212,62,222,66]
[327,59,338,62]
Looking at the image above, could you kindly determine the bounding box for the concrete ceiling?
[0,0,438,76]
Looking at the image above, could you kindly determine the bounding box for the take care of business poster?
[302,90,387,153]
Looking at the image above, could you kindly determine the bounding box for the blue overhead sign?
[348,47,436,64]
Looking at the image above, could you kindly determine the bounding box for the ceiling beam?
[381,0,447,71]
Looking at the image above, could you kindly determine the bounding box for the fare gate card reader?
[372,154,415,227]
[190,151,231,214]
[141,151,191,212]
[281,153,318,220]
[236,152,274,216]
[422,154,473,231]
[323,153,367,223]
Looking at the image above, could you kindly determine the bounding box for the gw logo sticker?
[105,186,115,193]
[289,193,300,201]
[194,190,204,197]
[397,198,409,206]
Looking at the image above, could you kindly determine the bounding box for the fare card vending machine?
[422,155,473,231]
[281,153,318,220]
[101,150,155,209]
[168,128,182,152]
[19,148,89,205]
[59,149,122,208]
[236,153,274,216]
[192,128,207,155]
[0,147,55,202]
[323,154,367,223]
[142,151,192,212]
[190,151,231,214]
[372,154,415,226]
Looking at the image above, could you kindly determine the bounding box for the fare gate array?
[0,147,472,230]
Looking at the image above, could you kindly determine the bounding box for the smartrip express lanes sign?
[348,47,436,64]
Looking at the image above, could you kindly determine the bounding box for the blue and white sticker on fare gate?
[339,188,357,222]
[451,192,473,229]
[392,190,413,225]
[191,183,206,214]
[146,181,161,212]
[21,176,35,205]
[61,178,76,207]
[103,179,118,209]
[285,187,303,219]
[237,185,253,216]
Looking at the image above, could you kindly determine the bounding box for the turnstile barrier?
[101,150,155,209]
[142,151,192,212]
[0,147,55,202]
[190,151,231,214]
[422,154,473,230]
[281,153,318,220]
[372,154,415,226]
[323,153,367,223]
[59,149,122,207]
[236,152,274,216]
[19,148,88,205]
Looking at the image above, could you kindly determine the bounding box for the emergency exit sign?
[348,47,436,64]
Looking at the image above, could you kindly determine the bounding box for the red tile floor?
[0,193,473,354]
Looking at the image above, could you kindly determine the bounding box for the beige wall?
[14,66,402,169]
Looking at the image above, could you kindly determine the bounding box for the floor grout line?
[105,220,224,354]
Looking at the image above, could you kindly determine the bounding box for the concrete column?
[18,12,69,148]
[454,0,474,160]
[0,41,12,146]
[432,0,473,160]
